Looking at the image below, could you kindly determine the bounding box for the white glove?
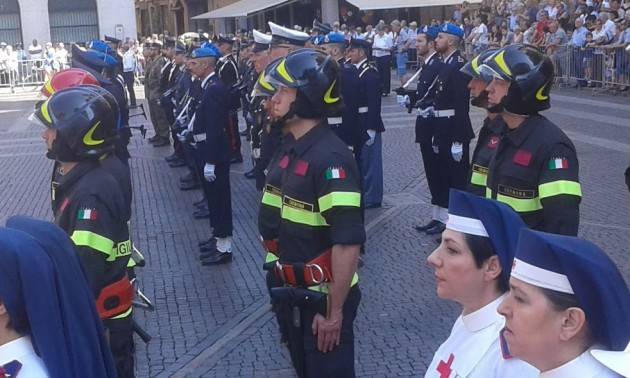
[396,95,409,108]
[252,148,261,159]
[204,163,216,182]
[451,142,463,162]
[177,129,189,143]
[419,106,435,117]
[366,129,377,146]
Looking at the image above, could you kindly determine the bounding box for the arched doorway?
[48,0,99,44]
[0,0,22,45]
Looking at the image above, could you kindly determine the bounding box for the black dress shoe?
[198,237,215,247]
[148,135,160,143]
[193,208,210,219]
[364,203,382,209]
[201,251,233,265]
[199,241,219,252]
[180,181,200,191]
[414,220,440,232]
[199,250,222,260]
[425,222,446,235]
[194,201,207,210]
[153,137,170,147]
[168,159,186,168]
[193,198,206,208]
[244,169,256,179]
[165,153,179,162]
[180,172,195,183]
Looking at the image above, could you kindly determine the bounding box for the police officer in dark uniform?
[459,48,506,198]
[425,24,474,234]
[215,35,243,163]
[163,42,189,168]
[481,44,582,235]
[34,86,135,377]
[395,26,445,233]
[347,38,384,208]
[245,29,272,182]
[321,32,363,151]
[187,45,235,265]
[262,48,364,378]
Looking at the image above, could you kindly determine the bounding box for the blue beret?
[323,32,346,44]
[87,40,113,55]
[191,44,222,59]
[311,35,325,45]
[447,189,526,284]
[439,23,464,38]
[512,229,630,351]
[418,25,439,40]
[348,37,371,51]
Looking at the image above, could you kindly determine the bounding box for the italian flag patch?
[548,157,569,170]
[78,208,98,221]
[325,166,346,180]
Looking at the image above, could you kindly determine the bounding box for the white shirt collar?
[354,58,367,69]
[541,349,613,378]
[201,71,216,88]
[0,336,37,365]
[424,51,438,65]
[442,49,457,63]
[461,294,506,332]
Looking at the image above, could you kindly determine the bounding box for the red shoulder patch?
[512,149,532,167]
[293,159,309,176]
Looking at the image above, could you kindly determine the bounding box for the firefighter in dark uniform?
[34,86,135,378]
[71,42,132,165]
[321,32,362,151]
[394,26,445,233]
[187,45,235,265]
[262,48,364,378]
[246,29,272,182]
[347,38,384,208]
[215,35,243,163]
[481,44,582,235]
[425,24,474,234]
[459,48,506,197]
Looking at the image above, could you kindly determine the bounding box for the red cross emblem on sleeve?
[436,353,455,378]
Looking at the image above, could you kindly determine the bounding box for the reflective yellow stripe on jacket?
[496,194,543,212]
[538,180,582,199]
[470,171,488,187]
[307,272,360,293]
[318,191,361,212]
[71,230,115,257]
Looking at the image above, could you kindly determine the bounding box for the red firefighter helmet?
[41,68,99,97]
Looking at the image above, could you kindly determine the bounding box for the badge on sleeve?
[77,208,98,221]
[548,157,569,170]
[324,166,346,180]
[487,136,500,149]
[0,360,22,377]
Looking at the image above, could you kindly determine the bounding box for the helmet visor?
[252,71,278,98]
[478,64,508,82]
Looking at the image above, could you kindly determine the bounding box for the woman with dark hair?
[0,216,117,378]
[425,190,538,377]
[499,229,630,377]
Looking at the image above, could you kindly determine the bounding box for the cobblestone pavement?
[0,85,628,378]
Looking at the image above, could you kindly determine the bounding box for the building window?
[0,0,22,45]
[49,0,99,44]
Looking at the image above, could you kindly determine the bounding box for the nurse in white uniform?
[0,216,118,378]
[499,229,630,378]
[425,189,538,377]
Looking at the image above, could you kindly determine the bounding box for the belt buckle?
[275,261,286,284]
[306,263,325,285]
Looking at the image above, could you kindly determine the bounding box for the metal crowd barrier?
[553,45,630,92]
[0,59,51,92]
